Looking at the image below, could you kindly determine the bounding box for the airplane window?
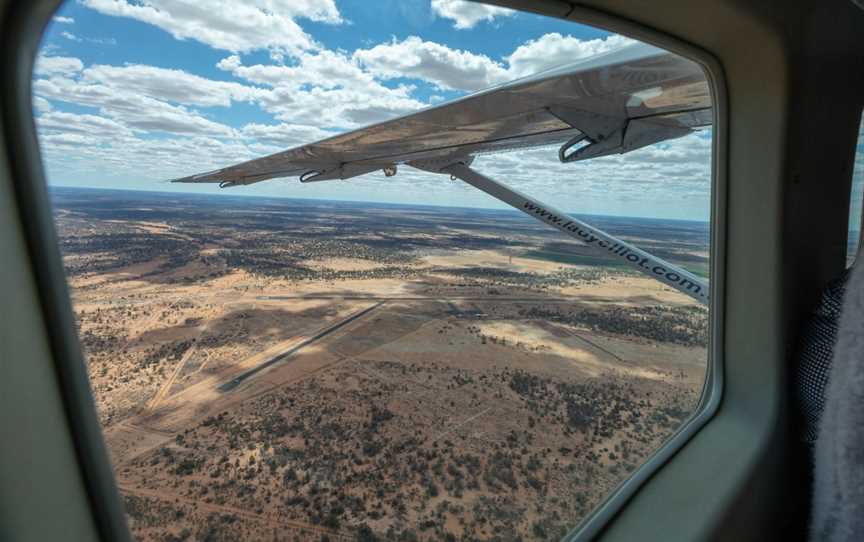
[847,115,864,265]
[35,2,713,540]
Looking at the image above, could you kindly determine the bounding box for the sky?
[846,117,864,259]
[34,0,716,220]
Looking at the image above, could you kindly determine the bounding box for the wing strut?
[434,162,709,305]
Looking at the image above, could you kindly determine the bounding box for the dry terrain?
[52,187,709,541]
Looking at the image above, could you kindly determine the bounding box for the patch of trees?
[439,266,608,291]
[217,236,422,282]
[368,405,395,433]
[524,304,708,346]
[58,232,189,276]
[484,451,518,491]
[79,327,125,355]
[509,370,546,400]
[141,339,194,368]
[122,494,184,529]
[192,513,243,542]
[173,454,205,476]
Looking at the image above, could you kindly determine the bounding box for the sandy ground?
[64,239,706,541]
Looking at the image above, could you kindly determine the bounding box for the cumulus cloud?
[53,16,75,24]
[470,130,712,215]
[218,50,377,90]
[431,0,515,29]
[35,55,83,76]
[32,96,53,114]
[506,33,636,78]
[41,132,101,148]
[61,31,81,42]
[217,52,426,128]
[34,75,236,137]
[80,0,342,54]
[239,123,333,148]
[259,85,423,127]
[82,63,267,107]
[353,36,508,91]
[39,131,260,182]
[218,32,629,123]
[37,110,134,138]
[351,33,634,92]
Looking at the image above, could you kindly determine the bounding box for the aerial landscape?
[52,186,709,541]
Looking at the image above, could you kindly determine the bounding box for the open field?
[52,187,709,541]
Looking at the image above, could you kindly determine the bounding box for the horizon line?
[48,183,711,224]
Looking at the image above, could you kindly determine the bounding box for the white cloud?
[56,29,118,46]
[61,31,82,42]
[240,122,333,148]
[37,110,134,138]
[215,55,242,72]
[259,85,423,127]
[34,115,341,185]
[80,0,342,54]
[217,32,610,125]
[470,130,712,215]
[506,33,636,79]
[431,0,515,29]
[218,50,376,90]
[218,52,427,128]
[86,36,118,46]
[35,55,83,76]
[39,132,260,182]
[354,36,508,91]
[33,76,236,137]
[82,63,267,107]
[33,96,53,114]
[352,33,634,92]
[31,55,284,138]
[53,16,75,24]
[41,132,101,148]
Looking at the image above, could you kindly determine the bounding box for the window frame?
[550,6,727,541]
[2,1,727,541]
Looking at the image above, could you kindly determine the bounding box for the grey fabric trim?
[796,270,849,445]
[812,259,864,541]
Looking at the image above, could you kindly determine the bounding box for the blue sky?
[847,117,864,256]
[35,0,714,220]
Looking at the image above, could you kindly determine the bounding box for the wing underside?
[172,43,712,187]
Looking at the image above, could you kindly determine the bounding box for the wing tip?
[168,168,226,184]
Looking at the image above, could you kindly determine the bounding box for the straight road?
[218,301,385,392]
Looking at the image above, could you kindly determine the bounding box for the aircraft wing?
[172,42,711,187]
